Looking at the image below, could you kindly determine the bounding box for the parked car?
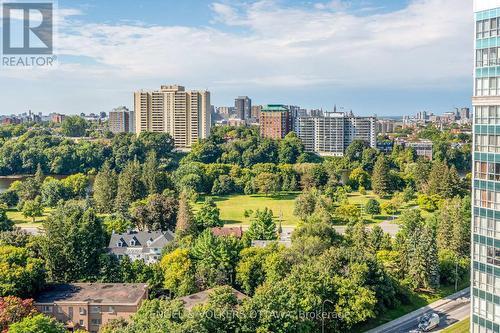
[417,312,440,332]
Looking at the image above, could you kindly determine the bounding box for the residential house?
[108,230,174,264]
[34,283,148,333]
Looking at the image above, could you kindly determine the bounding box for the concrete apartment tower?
[472,1,500,332]
[108,106,130,133]
[134,85,211,149]
[234,96,252,120]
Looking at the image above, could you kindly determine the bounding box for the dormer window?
[116,242,122,247]
[146,238,153,246]
[130,236,140,246]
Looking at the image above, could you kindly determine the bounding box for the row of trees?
[0,130,175,175]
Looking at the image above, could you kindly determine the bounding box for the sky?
[0,0,473,116]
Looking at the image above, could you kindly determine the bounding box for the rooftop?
[108,230,174,250]
[262,104,288,112]
[35,283,148,305]
[211,226,243,238]
[178,287,247,310]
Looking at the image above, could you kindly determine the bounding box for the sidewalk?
[364,288,470,333]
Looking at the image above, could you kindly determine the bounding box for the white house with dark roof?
[108,230,174,264]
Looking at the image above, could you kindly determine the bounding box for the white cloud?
[2,0,473,93]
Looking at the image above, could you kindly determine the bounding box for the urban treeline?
[0,120,472,333]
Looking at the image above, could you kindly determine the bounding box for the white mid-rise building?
[294,111,376,156]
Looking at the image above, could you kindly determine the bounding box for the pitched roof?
[211,226,243,238]
[108,230,174,249]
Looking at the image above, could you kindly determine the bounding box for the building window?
[90,306,101,314]
[41,305,52,313]
[475,134,500,153]
[91,319,102,325]
[79,320,84,327]
[68,307,73,319]
[108,306,115,313]
[56,305,63,314]
[79,307,86,315]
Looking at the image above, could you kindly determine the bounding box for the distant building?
[404,140,433,160]
[234,96,252,120]
[376,119,395,134]
[259,104,292,139]
[108,106,130,133]
[227,118,246,127]
[377,141,394,153]
[108,230,174,264]
[34,283,148,333]
[251,105,262,120]
[294,111,376,157]
[134,85,211,148]
[2,117,21,125]
[51,113,65,124]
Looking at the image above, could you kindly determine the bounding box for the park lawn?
[441,317,470,333]
[196,192,300,226]
[7,207,52,226]
[353,278,470,332]
[347,191,392,224]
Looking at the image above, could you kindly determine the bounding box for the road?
[239,218,401,237]
[365,288,470,333]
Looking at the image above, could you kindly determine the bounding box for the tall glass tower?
[472,1,500,332]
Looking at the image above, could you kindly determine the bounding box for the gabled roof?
[108,230,174,250]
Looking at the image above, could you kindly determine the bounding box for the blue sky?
[0,0,472,116]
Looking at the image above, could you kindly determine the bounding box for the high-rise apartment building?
[134,85,211,149]
[472,1,500,332]
[235,96,252,120]
[108,106,130,133]
[294,111,376,157]
[260,105,292,139]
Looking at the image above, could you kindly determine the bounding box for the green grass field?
[7,208,52,227]
[347,191,393,224]
[196,192,300,225]
[196,191,404,226]
[441,317,470,333]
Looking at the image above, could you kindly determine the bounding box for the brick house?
[34,283,148,333]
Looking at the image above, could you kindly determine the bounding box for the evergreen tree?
[142,151,165,195]
[115,160,145,213]
[175,192,196,237]
[372,155,391,197]
[427,160,449,196]
[34,163,44,187]
[0,205,14,232]
[364,199,381,218]
[369,225,385,252]
[93,162,118,213]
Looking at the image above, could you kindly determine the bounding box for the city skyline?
[0,0,472,116]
